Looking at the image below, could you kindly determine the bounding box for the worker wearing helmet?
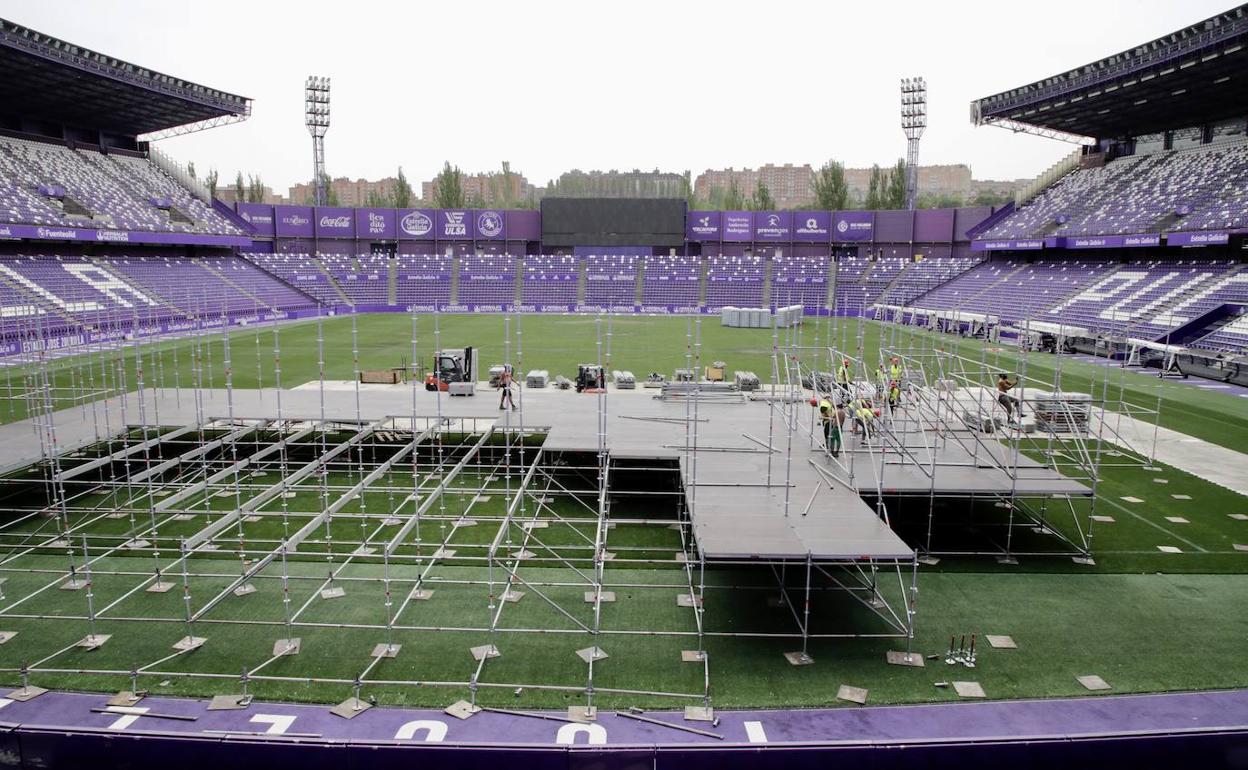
[888,380,901,413]
[835,358,852,400]
[819,398,843,458]
[889,357,903,383]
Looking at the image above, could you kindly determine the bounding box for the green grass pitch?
[0,314,1245,710]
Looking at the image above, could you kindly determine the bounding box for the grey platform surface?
[1,385,1088,562]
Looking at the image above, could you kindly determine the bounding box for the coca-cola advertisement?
[314,206,356,238]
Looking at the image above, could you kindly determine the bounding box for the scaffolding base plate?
[444,700,480,720]
[509,549,535,560]
[986,634,1017,649]
[6,686,47,702]
[836,685,868,705]
[352,546,377,556]
[684,706,715,722]
[0,631,15,644]
[996,555,1019,565]
[330,697,372,719]
[567,705,597,722]
[784,651,814,667]
[431,548,456,559]
[1078,674,1111,692]
[233,583,257,597]
[107,691,145,707]
[1072,556,1096,566]
[243,515,262,523]
[409,589,434,601]
[172,514,195,521]
[146,582,176,593]
[886,650,925,668]
[953,681,986,698]
[917,556,941,566]
[207,694,252,711]
[676,594,703,608]
[470,644,500,661]
[371,643,401,659]
[681,650,706,663]
[77,634,111,650]
[321,586,346,599]
[575,646,608,663]
[173,636,206,652]
[59,579,89,591]
[585,591,615,603]
[273,638,301,656]
[501,590,524,603]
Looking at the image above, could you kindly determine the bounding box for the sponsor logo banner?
[397,208,435,239]
[686,211,721,241]
[439,210,471,239]
[275,205,314,237]
[315,207,355,238]
[355,208,396,239]
[793,211,832,242]
[473,210,505,240]
[832,211,873,242]
[753,211,792,241]
[722,211,753,242]
[1167,231,1229,247]
[0,222,250,247]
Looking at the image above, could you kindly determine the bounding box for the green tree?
[233,172,245,202]
[186,161,196,179]
[466,191,487,208]
[682,170,698,209]
[205,169,219,198]
[364,189,389,208]
[886,158,908,209]
[864,164,885,210]
[749,180,775,211]
[246,175,266,203]
[432,162,465,208]
[392,166,413,208]
[812,160,849,210]
[315,173,340,206]
[722,176,746,210]
[919,191,965,209]
[971,188,1012,207]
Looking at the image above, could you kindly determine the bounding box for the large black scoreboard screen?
[540,198,686,247]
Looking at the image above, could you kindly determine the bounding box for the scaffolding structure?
[0,303,920,724]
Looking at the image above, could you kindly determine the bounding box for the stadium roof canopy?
[971,4,1248,141]
[0,18,250,139]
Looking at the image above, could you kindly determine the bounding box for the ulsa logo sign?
[443,211,467,237]
[401,211,432,236]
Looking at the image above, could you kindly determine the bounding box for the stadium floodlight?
[900,77,927,211]
[305,76,331,207]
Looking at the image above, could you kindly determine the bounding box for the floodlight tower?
[900,77,927,211]
[304,76,331,206]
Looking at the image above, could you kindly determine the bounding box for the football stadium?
[0,4,1246,767]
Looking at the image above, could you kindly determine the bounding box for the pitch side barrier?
[2,721,1245,769]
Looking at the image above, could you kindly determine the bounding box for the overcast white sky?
[7,0,1236,192]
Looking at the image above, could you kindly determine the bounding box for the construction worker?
[996,373,1021,422]
[818,398,842,458]
[853,399,876,440]
[835,358,852,400]
[499,365,517,410]
[889,357,903,383]
[888,380,902,413]
[874,364,888,398]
